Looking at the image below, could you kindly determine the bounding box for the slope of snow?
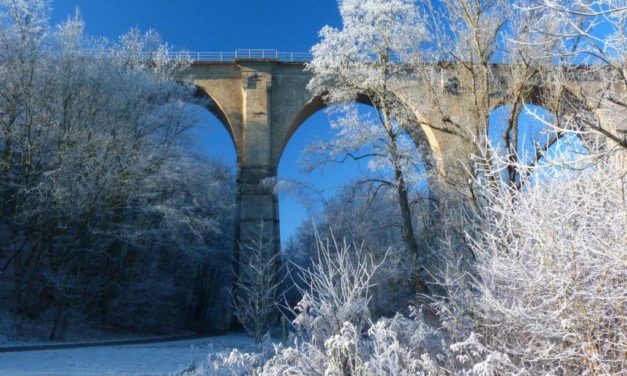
[0,334,254,376]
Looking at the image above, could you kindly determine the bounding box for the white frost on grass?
[0,334,255,376]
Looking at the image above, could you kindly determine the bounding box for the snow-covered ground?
[0,334,254,376]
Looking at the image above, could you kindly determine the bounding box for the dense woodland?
[0,0,626,375]
[0,1,235,339]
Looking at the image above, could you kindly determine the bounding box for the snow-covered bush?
[289,235,386,347]
[433,151,627,375]
[285,183,432,318]
[257,313,445,376]
[200,234,449,376]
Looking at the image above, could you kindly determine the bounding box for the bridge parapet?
[177,49,313,62]
[80,49,313,63]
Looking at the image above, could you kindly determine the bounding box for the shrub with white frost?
[199,153,626,375]
[289,236,384,346]
[199,236,449,376]
[441,153,627,375]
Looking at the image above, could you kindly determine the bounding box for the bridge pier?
[236,164,280,259]
[229,164,281,330]
[234,61,281,261]
[228,62,283,329]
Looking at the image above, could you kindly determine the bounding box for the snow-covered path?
[0,334,254,375]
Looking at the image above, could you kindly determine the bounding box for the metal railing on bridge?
[165,49,313,62]
[73,49,518,64]
[76,49,313,63]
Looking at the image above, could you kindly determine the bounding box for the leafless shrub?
[231,222,284,344]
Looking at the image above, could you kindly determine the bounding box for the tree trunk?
[394,170,418,258]
[381,100,428,293]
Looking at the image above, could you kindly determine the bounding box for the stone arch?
[482,78,611,167]
[507,82,585,115]
[275,94,369,163]
[486,100,596,180]
[392,92,446,177]
[487,103,556,151]
[194,86,240,159]
[276,93,445,179]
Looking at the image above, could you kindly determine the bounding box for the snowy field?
[0,334,254,376]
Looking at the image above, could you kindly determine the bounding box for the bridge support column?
[235,62,281,258]
[231,164,281,329]
[236,165,280,259]
[230,62,282,330]
[235,61,281,259]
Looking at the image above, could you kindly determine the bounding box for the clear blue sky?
[50,0,341,51]
[50,0,361,243]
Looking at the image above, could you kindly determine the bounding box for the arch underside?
[194,86,239,158]
[277,93,445,178]
[489,90,595,161]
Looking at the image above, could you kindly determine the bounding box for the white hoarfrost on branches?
[231,222,284,344]
[445,152,627,374]
[0,0,50,38]
[307,0,432,270]
[289,234,386,345]
[308,0,427,103]
[303,105,427,190]
[200,236,448,376]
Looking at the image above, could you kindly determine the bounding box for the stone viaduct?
[183,57,617,260]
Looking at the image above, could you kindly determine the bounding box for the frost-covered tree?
[430,4,627,372]
[0,2,235,339]
[427,149,627,374]
[307,0,430,271]
[519,0,627,152]
[409,0,590,196]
